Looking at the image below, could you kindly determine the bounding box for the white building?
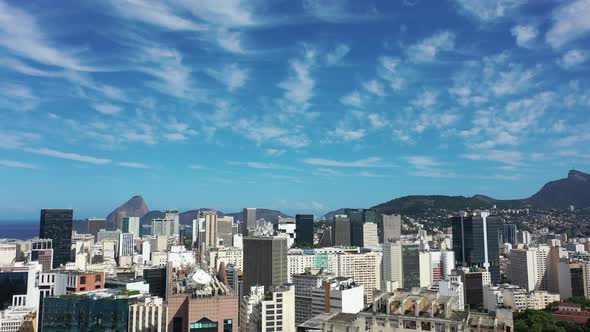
[439,274,465,311]
[362,223,379,248]
[241,285,296,332]
[276,217,296,248]
[382,242,431,289]
[310,277,364,317]
[0,244,17,266]
[337,251,382,304]
[507,246,549,291]
[128,296,167,332]
[119,233,135,257]
[0,307,36,332]
[209,247,243,272]
[123,217,141,237]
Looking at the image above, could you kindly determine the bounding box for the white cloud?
[217,29,244,53]
[340,91,363,108]
[139,46,195,98]
[265,148,286,157]
[377,56,404,91]
[92,103,122,115]
[411,90,438,109]
[0,1,93,71]
[404,156,457,178]
[0,132,40,149]
[24,147,111,164]
[172,0,256,27]
[453,0,525,22]
[362,79,386,97]
[227,161,295,170]
[406,31,455,63]
[511,25,537,48]
[303,157,394,168]
[462,150,524,165]
[109,0,206,31]
[367,113,389,129]
[330,127,366,141]
[189,164,207,170]
[117,161,149,169]
[325,44,350,66]
[558,49,589,69]
[163,133,188,141]
[277,48,316,113]
[0,160,37,169]
[303,0,352,22]
[206,63,249,91]
[359,171,388,178]
[546,0,590,48]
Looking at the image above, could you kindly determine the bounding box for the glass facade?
[346,209,378,247]
[402,244,420,288]
[0,272,28,310]
[295,214,314,245]
[190,318,218,332]
[40,209,73,268]
[41,297,129,331]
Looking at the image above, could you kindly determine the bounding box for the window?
[80,276,87,284]
[95,274,102,282]
[223,319,232,332]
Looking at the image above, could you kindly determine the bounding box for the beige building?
[362,223,379,248]
[129,296,167,332]
[241,285,295,332]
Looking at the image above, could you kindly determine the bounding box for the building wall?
[167,294,238,332]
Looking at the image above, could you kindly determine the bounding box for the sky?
[1,0,590,220]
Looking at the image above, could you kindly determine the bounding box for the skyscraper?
[243,236,288,294]
[118,233,134,257]
[242,208,257,235]
[345,209,378,247]
[122,216,140,236]
[201,210,218,248]
[362,222,379,248]
[40,209,73,268]
[295,214,314,245]
[331,215,351,246]
[217,216,234,247]
[382,242,431,289]
[502,224,517,245]
[87,218,106,238]
[451,211,501,284]
[381,214,401,243]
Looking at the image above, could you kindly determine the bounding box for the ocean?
[0,221,39,240]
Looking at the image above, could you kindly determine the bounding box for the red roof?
[559,302,582,308]
[553,311,590,324]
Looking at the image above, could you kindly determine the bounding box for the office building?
[165,210,180,237]
[275,217,296,248]
[41,296,130,331]
[39,209,73,268]
[293,268,333,324]
[217,216,234,247]
[115,210,127,230]
[518,230,531,245]
[439,274,465,310]
[0,306,37,332]
[197,210,218,249]
[143,268,167,299]
[31,239,53,272]
[331,215,351,247]
[53,271,104,295]
[507,246,550,291]
[240,285,295,332]
[429,250,456,283]
[122,216,140,236]
[167,265,238,332]
[557,262,589,299]
[0,263,41,311]
[209,247,243,272]
[500,285,560,312]
[243,236,288,293]
[337,251,382,304]
[502,224,517,245]
[310,277,364,317]
[381,214,401,243]
[452,211,501,284]
[382,242,431,289]
[242,208,257,235]
[456,268,491,309]
[362,222,379,248]
[119,233,135,257]
[346,209,378,247]
[87,218,106,238]
[129,296,167,332]
[295,214,314,245]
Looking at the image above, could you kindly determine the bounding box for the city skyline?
[1,0,590,219]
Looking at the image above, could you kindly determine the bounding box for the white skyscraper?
[508,246,549,292]
[123,216,140,237]
[362,222,379,248]
[119,233,134,257]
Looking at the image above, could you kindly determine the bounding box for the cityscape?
[2,0,590,332]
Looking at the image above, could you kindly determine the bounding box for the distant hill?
[225,209,290,222]
[322,170,590,217]
[528,169,590,209]
[106,195,149,228]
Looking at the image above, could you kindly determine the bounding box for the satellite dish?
[192,269,212,285]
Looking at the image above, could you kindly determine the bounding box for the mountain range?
[104,169,590,223]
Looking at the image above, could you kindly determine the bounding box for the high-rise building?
[507,246,550,291]
[87,218,106,238]
[242,208,257,235]
[240,285,295,332]
[275,217,296,248]
[345,209,377,247]
[165,210,180,237]
[39,209,73,268]
[502,224,517,245]
[217,216,234,247]
[451,211,501,284]
[337,251,382,304]
[292,268,332,324]
[243,236,288,293]
[518,230,531,245]
[31,239,53,272]
[331,215,351,246]
[122,216,140,236]
[456,268,491,309]
[295,214,314,245]
[381,214,401,243]
[118,233,135,257]
[429,250,456,283]
[382,242,431,289]
[143,268,167,299]
[115,210,126,231]
[200,210,218,249]
[362,222,379,248]
[310,277,364,317]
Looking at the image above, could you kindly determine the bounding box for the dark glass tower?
[451,211,501,284]
[346,208,378,247]
[242,236,288,294]
[42,297,129,331]
[502,223,517,245]
[40,209,73,268]
[295,214,314,245]
[331,215,351,246]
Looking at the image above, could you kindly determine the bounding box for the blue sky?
[1,0,590,219]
